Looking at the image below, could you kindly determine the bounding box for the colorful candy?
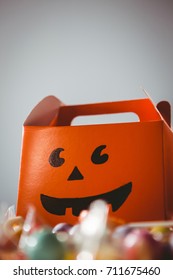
[0,205,25,259]
[2,216,24,245]
[1,202,173,260]
[121,228,163,260]
[20,227,65,260]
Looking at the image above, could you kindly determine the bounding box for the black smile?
[40,182,132,216]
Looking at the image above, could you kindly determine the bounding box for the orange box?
[17,96,173,226]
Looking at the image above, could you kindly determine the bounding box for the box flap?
[24,96,64,126]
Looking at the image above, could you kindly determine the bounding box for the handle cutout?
[71,112,139,126]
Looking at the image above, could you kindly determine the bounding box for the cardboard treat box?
[17,96,173,226]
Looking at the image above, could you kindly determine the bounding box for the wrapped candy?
[118,220,173,260]
[1,201,173,260]
[0,204,25,259]
[20,227,65,260]
[121,228,163,260]
[69,199,109,259]
[19,205,65,260]
[52,223,74,260]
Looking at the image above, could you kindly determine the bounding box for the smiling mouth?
[40,182,132,217]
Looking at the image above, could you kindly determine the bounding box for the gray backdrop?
[0,0,173,206]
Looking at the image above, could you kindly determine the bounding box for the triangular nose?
[67,166,84,181]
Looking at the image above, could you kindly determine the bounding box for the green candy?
[23,227,65,260]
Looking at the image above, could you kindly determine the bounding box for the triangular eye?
[49,148,65,167]
[91,145,109,164]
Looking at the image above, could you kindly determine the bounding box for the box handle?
[57,98,161,126]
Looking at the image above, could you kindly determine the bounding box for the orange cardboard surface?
[17,96,173,226]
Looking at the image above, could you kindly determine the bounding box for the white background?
[0,260,172,280]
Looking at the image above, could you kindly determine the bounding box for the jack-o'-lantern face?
[40,144,132,218]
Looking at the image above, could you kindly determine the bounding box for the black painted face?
[48,145,109,180]
[41,145,132,216]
